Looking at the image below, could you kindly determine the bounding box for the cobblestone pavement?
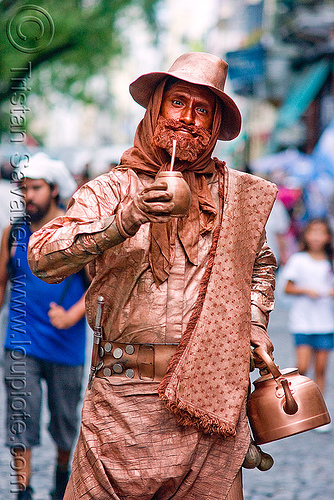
[1,302,333,499]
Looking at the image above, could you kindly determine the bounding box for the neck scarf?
[119,80,222,284]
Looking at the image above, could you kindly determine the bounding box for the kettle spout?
[281,378,298,415]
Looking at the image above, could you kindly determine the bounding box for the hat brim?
[129,71,241,141]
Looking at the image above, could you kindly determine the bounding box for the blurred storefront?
[224,0,334,162]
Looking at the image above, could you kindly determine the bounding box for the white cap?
[17,152,77,200]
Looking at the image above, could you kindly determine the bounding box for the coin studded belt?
[95,340,178,382]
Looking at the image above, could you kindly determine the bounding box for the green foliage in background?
[0,0,159,105]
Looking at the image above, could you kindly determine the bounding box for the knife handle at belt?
[88,296,105,389]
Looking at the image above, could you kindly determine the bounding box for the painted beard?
[152,116,211,162]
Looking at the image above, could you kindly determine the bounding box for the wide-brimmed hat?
[129,52,241,141]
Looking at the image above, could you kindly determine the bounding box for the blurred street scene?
[1,1,334,499]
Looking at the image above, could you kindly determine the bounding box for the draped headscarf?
[118,79,223,284]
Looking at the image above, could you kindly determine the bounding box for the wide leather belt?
[95,341,178,382]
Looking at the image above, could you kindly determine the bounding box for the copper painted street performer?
[28,53,278,499]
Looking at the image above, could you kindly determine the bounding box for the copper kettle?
[247,347,331,445]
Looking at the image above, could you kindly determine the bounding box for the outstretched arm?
[28,213,125,283]
[28,172,174,284]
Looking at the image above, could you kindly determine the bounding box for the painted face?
[20,178,55,223]
[160,80,216,134]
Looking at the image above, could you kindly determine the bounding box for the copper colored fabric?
[28,164,276,350]
[63,380,248,500]
[158,166,277,435]
[64,471,243,500]
[28,164,277,499]
[227,470,243,500]
[64,468,243,500]
[28,167,223,337]
[119,79,221,284]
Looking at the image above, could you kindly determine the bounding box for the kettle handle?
[253,346,282,379]
[253,347,299,415]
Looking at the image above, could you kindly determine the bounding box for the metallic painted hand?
[117,181,174,237]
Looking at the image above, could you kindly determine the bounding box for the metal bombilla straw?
[169,139,177,171]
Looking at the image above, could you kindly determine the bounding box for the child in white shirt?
[283,218,334,402]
